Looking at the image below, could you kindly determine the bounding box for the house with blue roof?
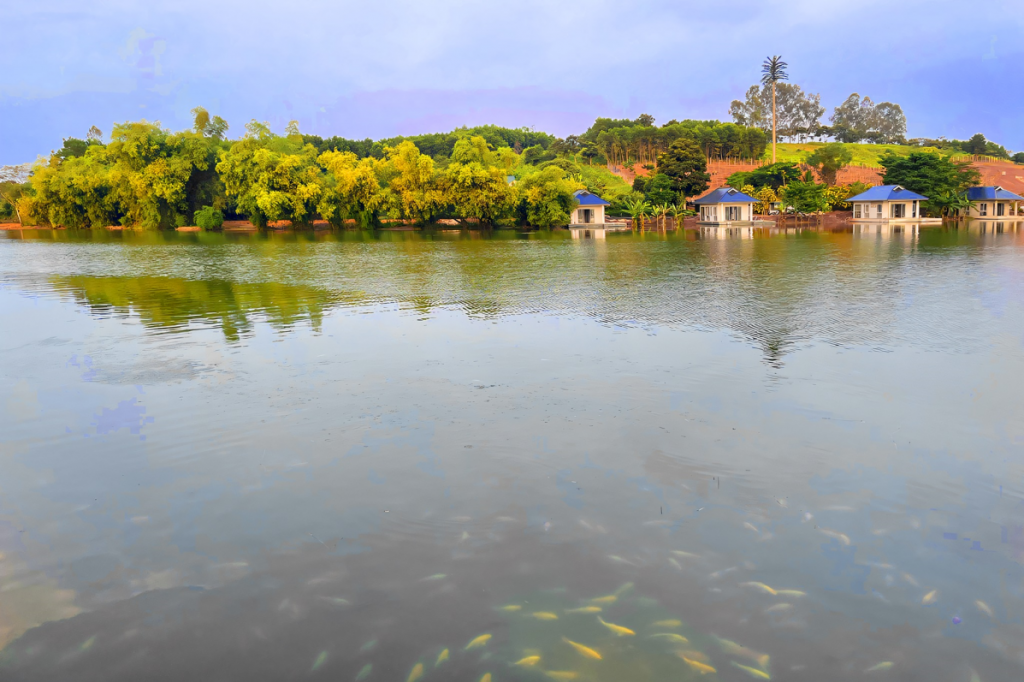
[693,187,758,224]
[847,185,930,222]
[570,189,610,226]
[963,186,1023,218]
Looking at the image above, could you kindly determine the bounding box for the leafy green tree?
[655,138,710,201]
[517,166,578,227]
[217,127,325,227]
[727,162,801,191]
[317,150,385,227]
[879,152,981,216]
[753,186,777,214]
[645,173,677,205]
[966,134,987,155]
[780,179,829,214]
[383,141,443,224]
[0,164,32,224]
[804,143,853,185]
[1013,152,1024,164]
[194,205,224,229]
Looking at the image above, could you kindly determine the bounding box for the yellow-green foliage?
[766,142,942,166]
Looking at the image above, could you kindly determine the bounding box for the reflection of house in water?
[964,186,1023,218]
[852,223,922,243]
[848,185,940,223]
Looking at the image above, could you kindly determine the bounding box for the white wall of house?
[852,200,920,221]
[698,203,751,223]
[571,205,605,225]
[968,201,1018,218]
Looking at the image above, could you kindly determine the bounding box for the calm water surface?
[1,225,1024,682]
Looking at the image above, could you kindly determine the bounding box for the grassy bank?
[766,142,943,166]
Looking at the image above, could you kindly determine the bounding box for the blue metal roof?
[574,189,610,206]
[847,185,929,202]
[693,187,757,204]
[965,186,1024,201]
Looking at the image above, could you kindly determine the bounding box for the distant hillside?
[766,142,943,166]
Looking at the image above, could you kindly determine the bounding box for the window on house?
[980,203,988,216]
[912,201,917,218]
[876,204,883,218]
[854,204,862,219]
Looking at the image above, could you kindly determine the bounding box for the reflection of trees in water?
[35,226,988,362]
[50,276,355,341]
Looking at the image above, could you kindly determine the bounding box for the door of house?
[582,209,592,224]
[997,203,1005,217]
[891,203,906,219]
[726,206,742,221]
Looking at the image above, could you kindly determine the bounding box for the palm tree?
[761,56,789,163]
[623,197,652,231]
[654,203,672,230]
[670,203,687,229]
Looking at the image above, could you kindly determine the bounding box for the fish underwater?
[421,573,447,581]
[651,619,682,628]
[613,581,635,596]
[819,529,851,546]
[466,634,492,650]
[865,661,894,673]
[672,550,700,559]
[765,603,792,613]
[650,633,689,644]
[607,555,638,566]
[79,636,96,652]
[532,612,559,620]
[922,590,938,605]
[311,651,328,671]
[744,522,761,534]
[774,590,806,597]
[319,596,351,606]
[545,672,579,680]
[563,637,602,660]
[741,582,778,595]
[668,557,682,570]
[479,674,492,682]
[731,661,771,679]
[407,663,424,682]
[565,606,602,614]
[435,649,449,666]
[682,657,716,674]
[598,616,635,636]
[678,650,709,662]
[590,594,617,604]
[975,600,994,617]
[499,604,522,612]
[355,663,373,681]
[360,639,378,652]
[515,656,541,666]
[716,637,770,669]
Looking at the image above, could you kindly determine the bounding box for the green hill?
[766,143,943,167]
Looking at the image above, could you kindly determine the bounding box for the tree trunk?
[771,82,777,164]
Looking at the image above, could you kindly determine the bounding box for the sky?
[2,0,1023,164]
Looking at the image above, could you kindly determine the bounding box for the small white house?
[964,186,1023,218]
[570,190,609,226]
[848,185,929,222]
[693,187,758,224]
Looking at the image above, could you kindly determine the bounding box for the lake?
[1,224,1023,682]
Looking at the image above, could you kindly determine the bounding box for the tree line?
[2,110,596,229]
